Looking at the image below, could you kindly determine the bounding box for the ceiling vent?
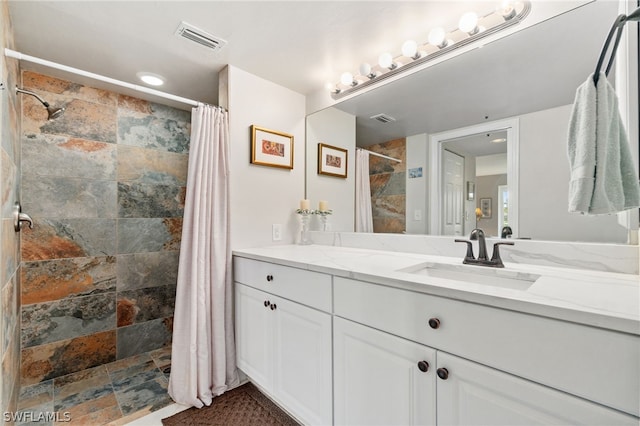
[370,113,397,124]
[175,22,227,52]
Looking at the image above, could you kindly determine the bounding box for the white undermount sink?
[397,262,540,291]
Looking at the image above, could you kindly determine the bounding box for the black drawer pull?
[417,361,430,373]
[428,318,441,329]
[270,303,277,310]
[437,368,449,380]
[264,300,270,307]
[266,275,274,282]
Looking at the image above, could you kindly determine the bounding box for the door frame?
[429,117,519,237]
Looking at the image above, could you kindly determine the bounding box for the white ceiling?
[6,0,621,136]
[7,0,506,107]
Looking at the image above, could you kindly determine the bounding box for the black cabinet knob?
[270,303,277,310]
[264,300,270,307]
[437,368,449,380]
[428,318,441,329]
[417,361,430,372]
[266,275,274,282]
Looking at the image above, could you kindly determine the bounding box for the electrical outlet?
[414,209,422,221]
[272,224,282,241]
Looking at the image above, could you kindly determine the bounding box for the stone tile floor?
[16,346,173,425]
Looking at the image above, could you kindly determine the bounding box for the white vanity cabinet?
[436,351,638,426]
[334,317,437,425]
[234,258,332,426]
[334,276,639,425]
[334,316,636,425]
[233,253,639,425]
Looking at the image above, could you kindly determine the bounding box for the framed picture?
[250,125,294,169]
[480,198,492,218]
[318,143,348,178]
[466,181,475,201]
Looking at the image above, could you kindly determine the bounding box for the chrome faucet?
[455,228,514,268]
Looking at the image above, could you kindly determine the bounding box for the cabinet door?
[272,296,332,425]
[235,283,273,390]
[334,317,436,426]
[437,352,638,426]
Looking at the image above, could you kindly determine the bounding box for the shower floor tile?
[17,346,173,425]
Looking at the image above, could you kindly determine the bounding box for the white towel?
[567,71,640,214]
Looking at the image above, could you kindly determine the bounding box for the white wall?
[405,133,428,234]
[519,104,628,243]
[306,108,355,232]
[476,153,507,176]
[222,65,306,249]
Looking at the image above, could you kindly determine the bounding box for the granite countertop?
[233,244,640,335]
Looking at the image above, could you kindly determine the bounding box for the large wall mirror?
[305,0,639,244]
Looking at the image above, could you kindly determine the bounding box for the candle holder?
[315,209,333,231]
[296,209,315,245]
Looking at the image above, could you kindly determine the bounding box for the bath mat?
[162,382,301,426]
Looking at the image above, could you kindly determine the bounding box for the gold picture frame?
[250,125,294,169]
[318,143,348,178]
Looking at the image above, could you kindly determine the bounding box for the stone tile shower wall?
[18,71,190,386]
[1,0,22,417]
[368,138,406,233]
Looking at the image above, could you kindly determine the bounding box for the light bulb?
[378,52,397,70]
[340,72,355,86]
[401,40,420,59]
[499,1,516,20]
[359,63,376,79]
[459,11,479,35]
[428,27,447,48]
[325,82,338,93]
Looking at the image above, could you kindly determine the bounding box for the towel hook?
[593,7,640,86]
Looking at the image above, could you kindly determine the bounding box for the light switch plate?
[272,224,282,241]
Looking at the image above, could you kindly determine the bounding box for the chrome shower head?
[47,106,65,120]
[15,87,65,120]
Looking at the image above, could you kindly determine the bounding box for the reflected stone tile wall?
[1,0,22,418]
[19,71,190,386]
[368,138,407,234]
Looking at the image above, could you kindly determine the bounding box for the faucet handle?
[490,241,515,268]
[455,239,475,263]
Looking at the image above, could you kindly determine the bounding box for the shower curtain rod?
[357,147,402,163]
[4,48,212,108]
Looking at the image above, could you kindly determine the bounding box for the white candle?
[318,200,328,212]
[300,199,310,210]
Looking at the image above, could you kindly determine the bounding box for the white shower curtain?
[168,104,239,408]
[356,149,374,232]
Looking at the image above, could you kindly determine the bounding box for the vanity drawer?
[334,277,640,416]
[234,257,331,313]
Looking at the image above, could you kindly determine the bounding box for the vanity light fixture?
[340,72,357,87]
[499,0,518,20]
[330,1,530,99]
[459,12,481,35]
[136,72,165,86]
[359,63,377,79]
[378,52,399,70]
[401,40,422,60]
[428,28,449,49]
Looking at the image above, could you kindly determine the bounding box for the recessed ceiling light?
[491,138,507,143]
[136,72,165,86]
